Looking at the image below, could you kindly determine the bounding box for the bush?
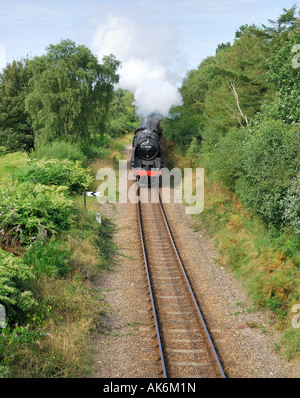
[162,107,202,149]
[12,158,93,194]
[235,119,300,230]
[0,248,36,324]
[0,146,8,156]
[32,140,87,162]
[0,178,74,246]
[207,127,247,189]
[281,174,300,234]
[23,238,72,278]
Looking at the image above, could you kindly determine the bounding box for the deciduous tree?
[0,58,34,152]
[25,39,120,147]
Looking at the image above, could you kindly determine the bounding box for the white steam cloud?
[91,16,185,116]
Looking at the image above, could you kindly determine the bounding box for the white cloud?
[91,15,184,116]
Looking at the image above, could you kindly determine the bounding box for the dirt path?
[90,145,299,378]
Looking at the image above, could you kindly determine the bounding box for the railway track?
[137,181,226,378]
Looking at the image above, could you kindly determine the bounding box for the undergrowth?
[0,145,118,378]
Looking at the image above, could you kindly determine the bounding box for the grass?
[0,152,28,179]
[2,198,115,378]
[0,135,131,377]
[194,179,300,360]
[89,133,133,178]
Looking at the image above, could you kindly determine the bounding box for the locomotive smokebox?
[131,114,164,177]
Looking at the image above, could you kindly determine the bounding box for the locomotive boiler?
[131,114,163,184]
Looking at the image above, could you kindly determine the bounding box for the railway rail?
[137,181,226,378]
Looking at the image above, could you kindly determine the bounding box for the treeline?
[0,39,139,157]
[163,5,300,236]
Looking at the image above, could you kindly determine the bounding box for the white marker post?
[83,190,102,207]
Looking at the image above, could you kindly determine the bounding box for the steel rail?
[137,183,168,378]
[156,187,226,379]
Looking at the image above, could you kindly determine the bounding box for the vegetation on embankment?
[0,150,116,377]
[162,6,300,360]
[0,37,139,377]
[164,139,299,360]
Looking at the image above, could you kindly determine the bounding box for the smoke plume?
[91,16,185,116]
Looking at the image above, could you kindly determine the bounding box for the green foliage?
[281,175,300,234]
[166,20,273,150]
[0,178,74,246]
[170,5,299,236]
[25,39,120,147]
[207,127,248,189]
[185,136,202,167]
[0,59,34,152]
[162,106,202,149]
[23,239,72,278]
[107,89,140,137]
[0,146,8,155]
[235,119,300,230]
[0,39,124,154]
[0,248,36,324]
[263,4,299,39]
[267,30,300,123]
[31,140,87,162]
[12,158,93,193]
[0,152,28,180]
[0,324,46,377]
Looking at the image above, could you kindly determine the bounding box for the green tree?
[267,29,300,123]
[106,89,139,137]
[171,23,272,150]
[0,58,34,152]
[162,105,202,149]
[235,119,299,229]
[263,4,299,40]
[25,39,120,148]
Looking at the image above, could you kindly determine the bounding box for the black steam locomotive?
[131,114,163,184]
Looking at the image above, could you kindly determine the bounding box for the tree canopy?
[25,39,120,147]
[163,5,300,234]
[0,58,34,152]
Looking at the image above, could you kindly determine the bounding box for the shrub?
[0,248,36,324]
[0,146,8,155]
[281,174,300,234]
[235,119,300,230]
[23,238,72,278]
[207,127,247,189]
[0,178,74,246]
[32,140,87,162]
[12,158,93,194]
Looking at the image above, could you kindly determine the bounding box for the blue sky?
[0,0,297,71]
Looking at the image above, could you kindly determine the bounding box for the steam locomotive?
[131,114,163,185]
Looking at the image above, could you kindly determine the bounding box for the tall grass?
[0,152,28,180]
